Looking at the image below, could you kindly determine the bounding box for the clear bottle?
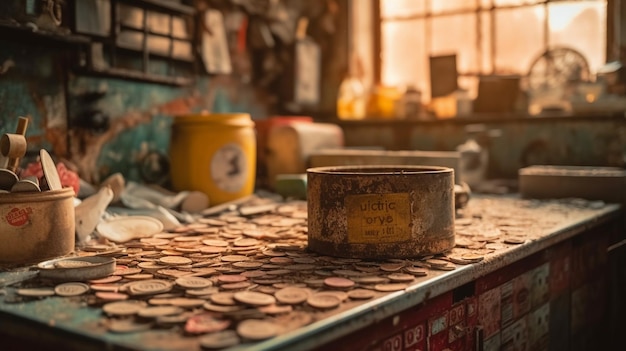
[402,85,422,119]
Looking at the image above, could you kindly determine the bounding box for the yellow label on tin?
[346,193,411,244]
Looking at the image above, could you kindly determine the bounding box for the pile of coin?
[9,195,606,349]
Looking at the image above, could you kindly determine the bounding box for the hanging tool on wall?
[292,17,320,108]
[200,8,233,74]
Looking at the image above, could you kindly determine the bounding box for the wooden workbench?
[0,194,623,351]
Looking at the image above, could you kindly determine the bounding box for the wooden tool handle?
[15,117,28,135]
[7,116,29,172]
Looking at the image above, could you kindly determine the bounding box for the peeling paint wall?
[0,41,67,153]
[0,39,269,186]
[0,0,348,187]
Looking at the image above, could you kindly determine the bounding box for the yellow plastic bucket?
[169,113,256,206]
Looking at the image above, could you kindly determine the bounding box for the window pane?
[480,11,492,73]
[148,11,171,35]
[381,0,425,18]
[494,0,543,7]
[548,2,606,73]
[459,76,479,100]
[431,14,478,74]
[381,19,427,91]
[431,0,477,14]
[118,4,144,29]
[494,5,545,74]
[172,17,190,39]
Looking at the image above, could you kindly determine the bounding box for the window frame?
[372,0,617,91]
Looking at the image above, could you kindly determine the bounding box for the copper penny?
[232,261,264,269]
[89,275,122,284]
[258,304,293,315]
[113,267,143,276]
[379,263,404,272]
[125,273,154,280]
[202,239,229,247]
[374,283,408,292]
[210,292,237,305]
[387,273,415,282]
[157,269,193,278]
[95,291,128,301]
[256,285,277,295]
[199,330,241,349]
[185,313,231,334]
[233,238,260,247]
[269,257,293,264]
[127,279,173,296]
[157,313,193,326]
[237,319,280,340]
[200,246,228,254]
[220,255,250,262]
[54,282,90,297]
[217,274,247,283]
[140,238,170,246]
[175,276,213,289]
[221,281,253,290]
[159,256,192,266]
[274,287,309,305]
[203,302,244,313]
[461,253,484,262]
[241,270,266,278]
[233,291,276,306]
[324,277,355,289]
[504,237,526,245]
[317,290,348,301]
[347,288,376,300]
[168,297,206,308]
[137,262,167,271]
[404,267,428,276]
[431,263,456,271]
[425,259,449,268]
[306,293,341,309]
[102,300,146,316]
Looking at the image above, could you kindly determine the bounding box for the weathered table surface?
[0,195,621,351]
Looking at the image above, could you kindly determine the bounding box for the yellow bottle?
[337,75,366,120]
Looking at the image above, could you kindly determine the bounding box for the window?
[378,0,607,103]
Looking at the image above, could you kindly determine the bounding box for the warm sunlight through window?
[380,0,607,102]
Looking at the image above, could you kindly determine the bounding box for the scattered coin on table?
[7,195,592,349]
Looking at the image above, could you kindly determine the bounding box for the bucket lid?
[173,113,254,127]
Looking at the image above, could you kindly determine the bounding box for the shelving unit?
[71,0,197,85]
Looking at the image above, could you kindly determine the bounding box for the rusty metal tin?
[0,188,75,264]
[307,166,455,259]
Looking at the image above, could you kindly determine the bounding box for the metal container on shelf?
[307,165,455,259]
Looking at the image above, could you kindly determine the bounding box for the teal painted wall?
[0,39,268,185]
